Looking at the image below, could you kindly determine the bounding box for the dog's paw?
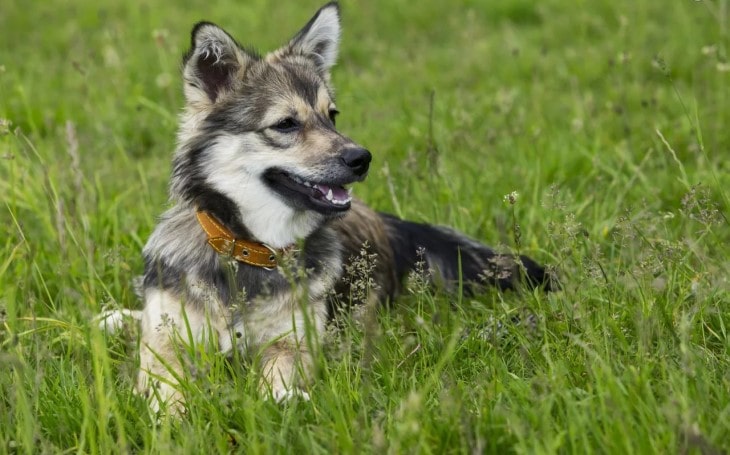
[137,377,186,417]
[95,309,143,334]
[149,394,186,418]
[267,387,311,403]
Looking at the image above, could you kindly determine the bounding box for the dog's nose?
[341,148,372,176]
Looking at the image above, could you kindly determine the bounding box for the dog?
[130,1,553,413]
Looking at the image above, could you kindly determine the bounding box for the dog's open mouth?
[264,169,353,214]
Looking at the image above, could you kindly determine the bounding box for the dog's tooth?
[346,188,353,195]
[331,195,352,206]
[326,188,333,201]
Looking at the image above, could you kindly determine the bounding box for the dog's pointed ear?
[282,2,341,73]
[182,22,252,104]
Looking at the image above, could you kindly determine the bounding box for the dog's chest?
[217,255,335,349]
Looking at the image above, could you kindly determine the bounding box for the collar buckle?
[261,243,278,271]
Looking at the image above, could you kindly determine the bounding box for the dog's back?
[330,200,553,310]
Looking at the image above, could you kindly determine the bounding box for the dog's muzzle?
[340,147,371,177]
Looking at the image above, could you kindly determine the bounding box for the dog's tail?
[379,213,555,294]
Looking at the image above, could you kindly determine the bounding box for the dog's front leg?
[136,288,218,414]
[255,301,327,402]
[259,339,314,402]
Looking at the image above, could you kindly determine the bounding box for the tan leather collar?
[196,211,282,269]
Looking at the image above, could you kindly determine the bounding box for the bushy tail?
[380,213,555,294]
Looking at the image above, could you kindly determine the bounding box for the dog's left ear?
[280,2,341,74]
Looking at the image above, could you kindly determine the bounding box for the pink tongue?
[331,186,349,201]
[314,184,349,202]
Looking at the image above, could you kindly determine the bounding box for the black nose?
[340,148,372,176]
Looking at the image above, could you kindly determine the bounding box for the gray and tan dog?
[131,1,552,412]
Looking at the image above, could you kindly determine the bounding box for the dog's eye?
[272,118,300,133]
[328,109,339,126]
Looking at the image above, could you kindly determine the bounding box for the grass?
[1,0,729,452]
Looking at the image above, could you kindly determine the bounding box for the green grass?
[1,0,729,453]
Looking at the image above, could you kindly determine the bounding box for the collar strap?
[196,211,279,269]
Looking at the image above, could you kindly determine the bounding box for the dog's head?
[171,2,370,247]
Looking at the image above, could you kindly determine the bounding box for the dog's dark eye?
[272,117,300,133]
[328,109,339,126]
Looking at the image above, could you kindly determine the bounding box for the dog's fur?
[135,2,552,412]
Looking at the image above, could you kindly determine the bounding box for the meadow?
[1,0,729,453]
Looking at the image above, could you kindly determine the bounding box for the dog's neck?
[193,196,255,242]
[196,210,292,268]
[241,208,325,249]
[190,200,324,250]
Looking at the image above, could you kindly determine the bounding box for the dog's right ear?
[182,22,252,104]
